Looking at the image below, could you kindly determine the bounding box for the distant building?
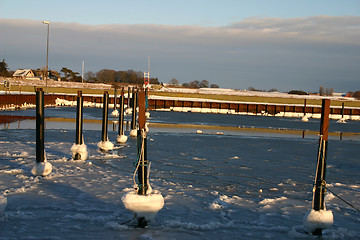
[13,69,60,81]
[12,69,35,78]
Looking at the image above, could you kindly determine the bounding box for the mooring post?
[311,99,331,236]
[114,87,117,110]
[131,89,137,131]
[121,89,164,228]
[75,91,83,145]
[101,91,109,142]
[304,99,307,115]
[36,88,45,163]
[32,88,53,176]
[119,88,125,136]
[127,87,131,109]
[137,90,148,195]
[341,103,344,119]
[74,90,83,160]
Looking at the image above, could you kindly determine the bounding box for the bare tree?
[199,80,209,88]
[169,78,179,85]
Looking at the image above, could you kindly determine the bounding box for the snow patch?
[167,219,235,231]
[259,196,287,205]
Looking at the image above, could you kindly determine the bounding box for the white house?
[13,69,35,78]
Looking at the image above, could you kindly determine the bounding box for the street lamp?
[43,20,50,91]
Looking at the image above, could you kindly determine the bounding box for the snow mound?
[304,209,333,232]
[116,134,128,143]
[71,143,88,161]
[301,115,309,122]
[129,129,137,137]
[125,108,132,115]
[0,196,7,215]
[31,161,52,176]
[337,118,347,123]
[111,109,119,117]
[97,140,114,151]
[122,191,164,220]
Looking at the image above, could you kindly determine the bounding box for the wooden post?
[114,87,118,110]
[74,91,83,160]
[101,91,109,142]
[131,89,137,131]
[118,88,125,136]
[36,88,45,163]
[311,99,330,236]
[127,87,131,108]
[137,90,148,195]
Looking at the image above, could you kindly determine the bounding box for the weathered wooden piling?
[116,88,128,143]
[119,89,125,136]
[311,99,331,236]
[130,88,138,137]
[114,88,117,110]
[137,90,148,195]
[127,87,131,108]
[36,88,45,163]
[121,90,164,227]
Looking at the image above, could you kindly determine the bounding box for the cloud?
[0,16,359,91]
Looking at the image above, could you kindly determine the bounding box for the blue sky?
[1,0,359,26]
[1,1,359,92]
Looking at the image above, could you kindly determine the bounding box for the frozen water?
[0,195,6,215]
[0,108,359,239]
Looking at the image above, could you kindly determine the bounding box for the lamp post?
[42,21,50,91]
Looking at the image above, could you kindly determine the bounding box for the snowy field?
[0,108,360,239]
[2,77,358,104]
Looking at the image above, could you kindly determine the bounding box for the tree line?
[169,78,219,88]
[83,69,159,85]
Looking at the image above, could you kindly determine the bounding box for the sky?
[0,0,359,92]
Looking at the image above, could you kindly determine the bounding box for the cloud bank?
[1,16,359,92]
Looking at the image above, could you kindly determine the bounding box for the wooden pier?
[1,93,360,117]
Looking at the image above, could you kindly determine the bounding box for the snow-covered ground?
[0,109,359,239]
[2,77,358,104]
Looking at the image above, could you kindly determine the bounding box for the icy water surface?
[0,108,359,239]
